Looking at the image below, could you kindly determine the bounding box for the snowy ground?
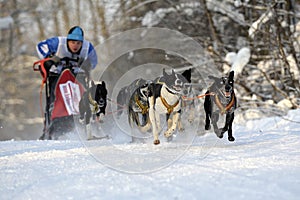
[1,108,300,200]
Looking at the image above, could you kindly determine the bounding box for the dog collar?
[165,86,178,95]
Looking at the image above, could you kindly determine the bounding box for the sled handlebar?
[33,58,50,71]
[33,57,86,83]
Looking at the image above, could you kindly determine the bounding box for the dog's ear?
[229,71,234,81]
[91,80,95,87]
[171,69,175,76]
[181,68,191,83]
[163,68,168,76]
[101,81,106,88]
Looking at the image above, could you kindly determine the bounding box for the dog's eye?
[220,81,224,84]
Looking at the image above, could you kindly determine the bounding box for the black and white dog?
[116,78,147,116]
[79,80,108,139]
[204,71,236,141]
[148,69,189,145]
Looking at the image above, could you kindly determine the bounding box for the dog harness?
[160,96,179,114]
[134,94,149,114]
[88,92,99,113]
[214,93,235,115]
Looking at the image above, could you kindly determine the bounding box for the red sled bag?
[51,69,85,120]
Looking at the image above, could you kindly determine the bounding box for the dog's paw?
[188,118,194,124]
[220,127,228,134]
[164,129,174,138]
[205,123,211,130]
[178,127,185,132]
[215,129,223,138]
[228,136,235,142]
[153,139,160,145]
[79,118,84,124]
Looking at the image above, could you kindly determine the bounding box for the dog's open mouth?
[224,91,231,98]
[98,99,106,107]
[173,85,182,92]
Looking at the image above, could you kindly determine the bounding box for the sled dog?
[128,81,152,135]
[148,69,189,145]
[204,71,236,141]
[79,80,107,139]
[116,78,147,116]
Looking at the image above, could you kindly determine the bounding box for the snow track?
[1,110,300,200]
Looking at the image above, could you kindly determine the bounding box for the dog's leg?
[177,117,184,132]
[154,111,162,134]
[141,114,147,126]
[79,100,85,124]
[187,103,195,124]
[204,93,212,130]
[96,113,104,123]
[85,109,93,140]
[86,123,93,140]
[227,112,235,142]
[166,113,172,129]
[177,110,184,132]
[219,112,235,141]
[164,111,180,138]
[211,111,223,138]
[149,97,160,145]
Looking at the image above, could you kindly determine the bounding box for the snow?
[223,47,251,75]
[142,8,176,27]
[1,108,300,200]
[249,10,273,39]
[230,47,251,75]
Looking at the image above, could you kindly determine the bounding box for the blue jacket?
[36,36,97,69]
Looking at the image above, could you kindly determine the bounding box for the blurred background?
[0,0,299,140]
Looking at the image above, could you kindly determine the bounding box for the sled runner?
[33,57,87,139]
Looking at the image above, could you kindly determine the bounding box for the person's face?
[67,40,82,53]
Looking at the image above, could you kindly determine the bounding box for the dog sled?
[33,57,87,140]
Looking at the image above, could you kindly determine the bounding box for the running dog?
[180,68,195,124]
[148,69,189,145]
[79,80,108,139]
[204,71,236,141]
[128,81,152,134]
[116,78,147,116]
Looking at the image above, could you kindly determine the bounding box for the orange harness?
[182,92,235,114]
[214,93,235,115]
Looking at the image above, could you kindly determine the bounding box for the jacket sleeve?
[87,43,98,69]
[36,37,59,59]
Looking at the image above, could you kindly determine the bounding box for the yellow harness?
[160,96,179,114]
[88,93,99,113]
[134,94,149,114]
